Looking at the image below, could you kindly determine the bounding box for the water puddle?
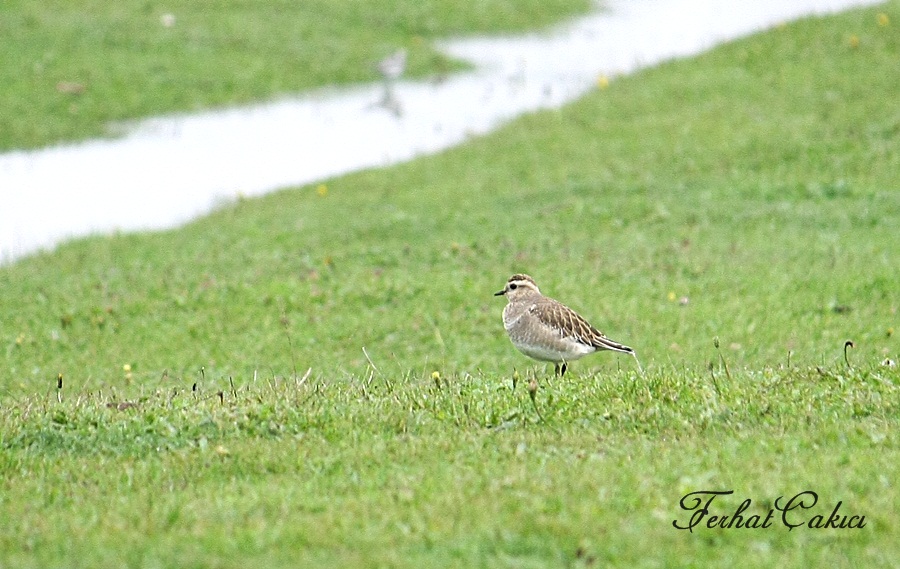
[0,0,881,263]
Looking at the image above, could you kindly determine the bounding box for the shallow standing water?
[0,0,882,264]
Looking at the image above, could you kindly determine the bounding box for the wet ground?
[0,0,881,263]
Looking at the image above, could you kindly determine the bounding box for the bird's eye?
[509,283,518,290]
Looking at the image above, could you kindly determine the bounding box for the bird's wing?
[532,298,634,354]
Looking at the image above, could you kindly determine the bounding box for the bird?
[376,49,407,116]
[494,273,638,376]
[377,49,407,82]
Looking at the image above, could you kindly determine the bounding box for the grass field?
[0,0,589,151]
[2,1,900,567]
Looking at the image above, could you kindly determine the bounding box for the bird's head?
[494,274,540,300]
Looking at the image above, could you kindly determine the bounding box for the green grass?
[1,367,897,567]
[2,2,900,567]
[0,0,590,151]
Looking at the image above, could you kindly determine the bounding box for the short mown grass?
[1,1,899,567]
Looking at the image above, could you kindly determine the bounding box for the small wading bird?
[376,48,407,116]
[378,48,407,82]
[495,274,640,376]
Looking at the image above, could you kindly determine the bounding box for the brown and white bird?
[494,273,638,376]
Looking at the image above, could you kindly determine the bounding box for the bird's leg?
[554,363,561,376]
[560,362,567,377]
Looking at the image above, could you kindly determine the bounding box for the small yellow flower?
[597,75,610,90]
[15,333,25,346]
[877,13,890,27]
[431,371,440,381]
[316,184,328,197]
[667,291,676,302]
[848,34,860,48]
[123,364,131,372]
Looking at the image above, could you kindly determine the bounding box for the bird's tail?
[593,336,634,354]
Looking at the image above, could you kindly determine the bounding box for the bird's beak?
[494,289,506,296]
